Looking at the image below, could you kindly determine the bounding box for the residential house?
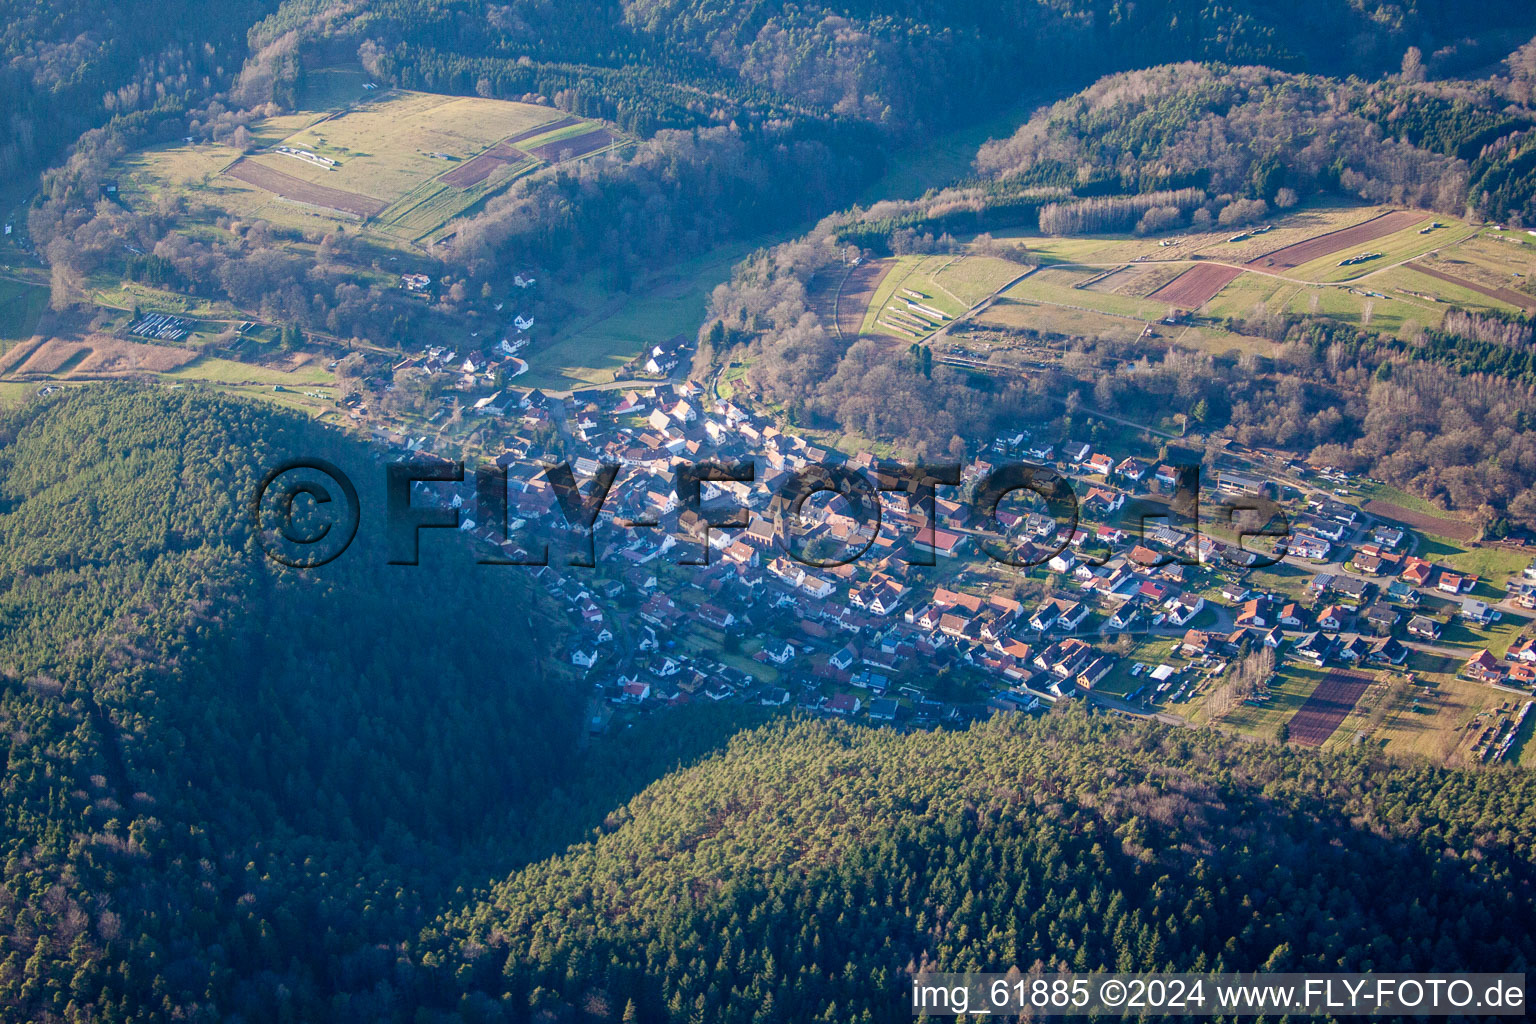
[763,639,795,665]
[1507,636,1536,664]
[1164,593,1205,626]
[1400,558,1434,587]
[1461,598,1495,625]
[1075,656,1116,691]
[1407,615,1442,640]
[760,686,791,706]
[1363,602,1399,634]
[1332,576,1372,608]
[1047,551,1077,574]
[1287,532,1331,560]
[1300,517,1348,543]
[1317,604,1347,631]
[1180,629,1216,657]
[799,575,835,599]
[1372,525,1405,548]
[1221,582,1251,603]
[1291,631,1333,666]
[1109,600,1142,631]
[825,693,861,715]
[1335,634,1371,662]
[1082,487,1125,515]
[1464,649,1504,684]
[1367,636,1408,665]
[915,525,968,558]
[1235,598,1271,628]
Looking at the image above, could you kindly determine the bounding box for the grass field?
[998,270,1170,321]
[975,297,1148,341]
[1278,283,1431,334]
[1429,232,1536,289]
[0,279,47,348]
[2,335,200,377]
[92,280,246,320]
[1356,654,1525,762]
[1373,264,1523,314]
[1410,534,1532,583]
[164,355,334,387]
[520,242,756,391]
[1167,324,1282,358]
[931,254,1031,304]
[0,380,42,406]
[1206,663,1327,735]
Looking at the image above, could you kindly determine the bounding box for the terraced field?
[117,82,624,245]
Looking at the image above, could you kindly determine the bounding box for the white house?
[1163,594,1205,626]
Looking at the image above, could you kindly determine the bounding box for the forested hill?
[418,714,1536,1023]
[0,385,581,1021]
[247,0,1536,135]
[0,0,280,182]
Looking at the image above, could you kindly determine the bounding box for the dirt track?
[1288,668,1372,746]
[1246,210,1423,270]
[226,159,387,218]
[1145,263,1242,309]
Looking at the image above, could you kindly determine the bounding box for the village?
[357,361,1536,758]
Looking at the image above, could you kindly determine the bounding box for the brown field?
[526,128,618,163]
[1146,263,1243,309]
[1,335,197,377]
[440,142,526,188]
[838,261,892,340]
[1362,499,1478,542]
[1246,210,1424,270]
[1406,263,1536,312]
[225,159,388,218]
[1288,667,1372,746]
